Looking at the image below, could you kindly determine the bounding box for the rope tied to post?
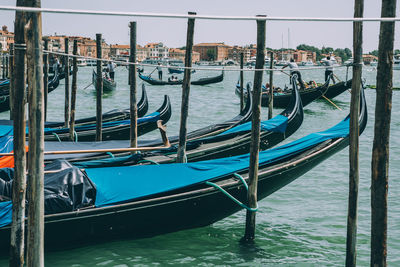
[205,173,258,212]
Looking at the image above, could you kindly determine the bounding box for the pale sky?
[1,0,399,53]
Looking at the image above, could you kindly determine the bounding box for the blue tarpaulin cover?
[0,135,13,154]
[0,112,160,136]
[87,116,350,208]
[43,112,160,134]
[0,201,12,228]
[0,126,13,138]
[220,114,288,135]
[0,116,350,227]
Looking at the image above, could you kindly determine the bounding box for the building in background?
[0,26,14,52]
[168,48,200,63]
[193,42,232,62]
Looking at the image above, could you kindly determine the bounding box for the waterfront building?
[0,26,14,52]
[193,42,232,61]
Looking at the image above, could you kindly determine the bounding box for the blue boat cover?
[43,112,160,134]
[220,114,288,135]
[0,116,350,227]
[87,116,350,208]
[0,135,14,154]
[0,126,13,138]
[0,112,160,136]
[0,201,12,228]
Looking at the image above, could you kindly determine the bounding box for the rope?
[52,132,61,142]
[73,130,78,142]
[106,152,114,158]
[0,6,399,22]
[137,159,160,165]
[205,173,258,212]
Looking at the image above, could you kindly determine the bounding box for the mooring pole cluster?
[3,3,396,265]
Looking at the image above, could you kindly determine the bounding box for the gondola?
[235,75,349,108]
[42,85,253,162]
[41,95,171,142]
[92,70,116,92]
[138,71,224,86]
[0,72,61,113]
[44,84,149,129]
[0,83,367,250]
[167,66,195,74]
[72,75,304,166]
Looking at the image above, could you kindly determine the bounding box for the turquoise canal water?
[0,65,399,266]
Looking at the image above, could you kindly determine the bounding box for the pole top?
[188,11,197,15]
[256,14,267,17]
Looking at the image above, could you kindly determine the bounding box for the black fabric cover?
[43,160,96,214]
[0,168,13,201]
[0,160,96,214]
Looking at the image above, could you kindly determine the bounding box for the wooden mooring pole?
[240,52,244,112]
[345,0,363,266]
[9,43,14,120]
[130,21,138,148]
[243,15,266,242]
[268,51,274,119]
[96,33,103,141]
[9,1,26,265]
[5,52,9,78]
[176,12,196,163]
[25,0,45,265]
[64,37,70,127]
[43,38,48,121]
[1,53,4,79]
[69,40,78,141]
[371,0,396,265]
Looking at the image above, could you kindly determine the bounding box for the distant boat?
[394,55,400,70]
[86,59,97,66]
[77,58,87,67]
[92,70,117,92]
[321,56,341,66]
[300,60,314,67]
[275,60,289,66]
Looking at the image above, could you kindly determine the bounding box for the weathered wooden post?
[64,37,70,127]
[129,21,138,148]
[345,1,363,266]
[268,51,274,119]
[371,0,396,265]
[9,43,14,120]
[69,40,78,141]
[9,1,26,265]
[96,33,103,141]
[5,52,9,78]
[176,12,196,163]
[43,38,48,121]
[243,15,266,242]
[240,52,244,112]
[1,53,4,79]
[25,0,45,265]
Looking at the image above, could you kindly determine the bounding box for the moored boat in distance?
[394,54,400,70]
[77,58,87,67]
